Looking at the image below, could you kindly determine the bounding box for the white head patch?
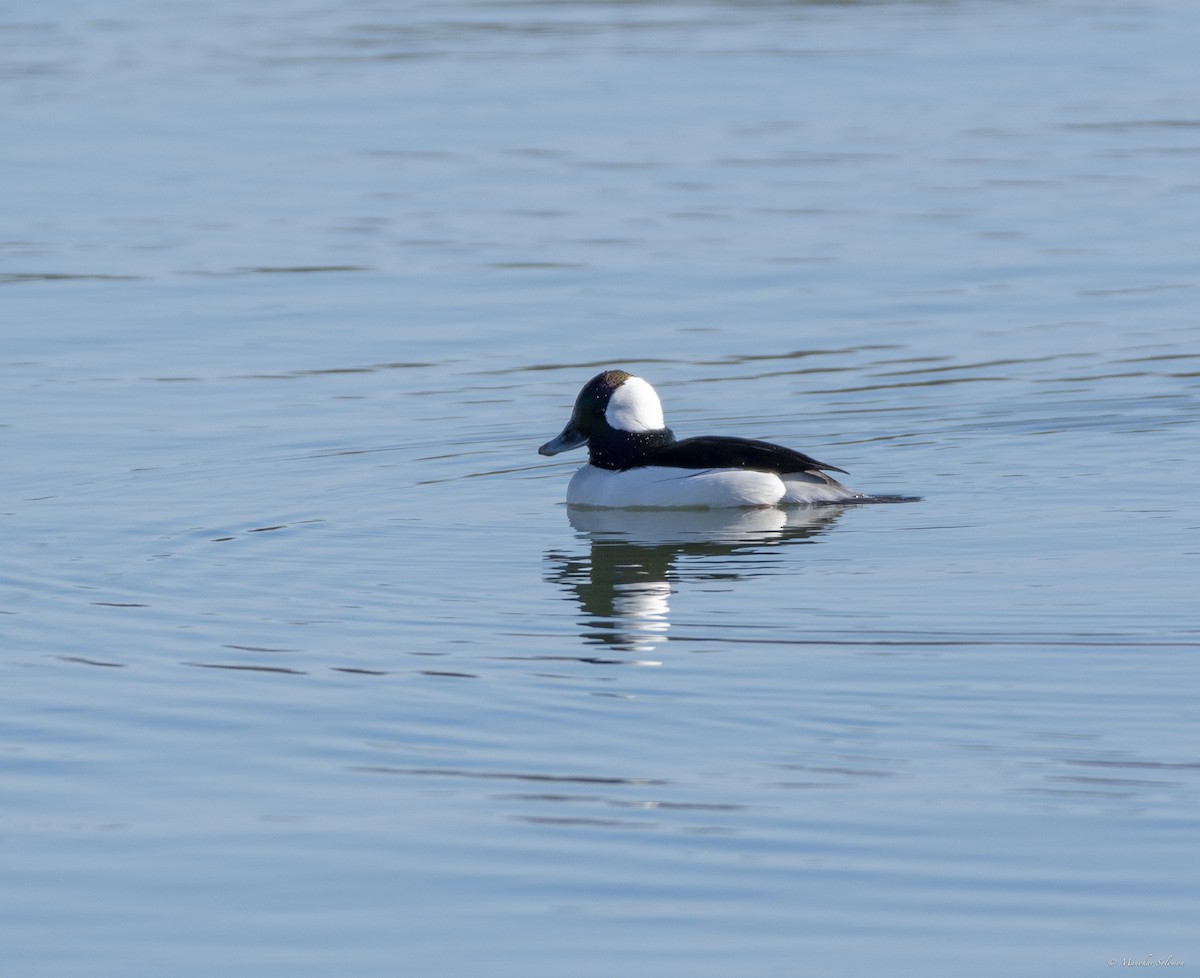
[605,376,665,432]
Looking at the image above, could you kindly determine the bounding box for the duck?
[538,369,865,508]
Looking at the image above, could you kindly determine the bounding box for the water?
[3,1,1199,975]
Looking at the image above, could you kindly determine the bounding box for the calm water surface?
[3,1,1198,975]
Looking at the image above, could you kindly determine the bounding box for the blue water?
[3,1,1198,975]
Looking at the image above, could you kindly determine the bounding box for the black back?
[644,435,847,475]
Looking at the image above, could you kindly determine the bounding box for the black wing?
[646,436,847,475]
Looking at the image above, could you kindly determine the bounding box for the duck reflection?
[543,506,849,656]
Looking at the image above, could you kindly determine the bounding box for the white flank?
[567,466,785,508]
[604,376,665,432]
[565,465,863,509]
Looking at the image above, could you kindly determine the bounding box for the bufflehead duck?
[539,369,864,508]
